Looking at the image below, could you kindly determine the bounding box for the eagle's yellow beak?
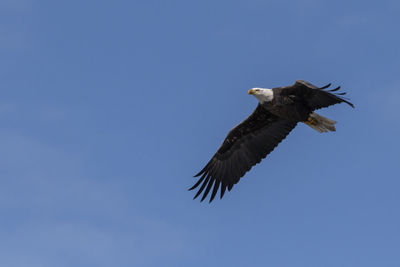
[248,89,256,95]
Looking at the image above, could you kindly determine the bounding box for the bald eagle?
[191,80,354,202]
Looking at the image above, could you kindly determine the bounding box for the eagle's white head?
[248,88,274,103]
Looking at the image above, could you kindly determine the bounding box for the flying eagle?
[190,80,354,202]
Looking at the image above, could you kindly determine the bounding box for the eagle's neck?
[255,88,274,103]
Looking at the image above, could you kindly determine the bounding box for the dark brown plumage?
[191,80,354,202]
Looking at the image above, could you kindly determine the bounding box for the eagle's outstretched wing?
[279,80,354,110]
[191,104,297,202]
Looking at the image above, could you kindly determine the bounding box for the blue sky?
[1,0,399,266]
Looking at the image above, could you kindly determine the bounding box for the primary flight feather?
[191,80,354,203]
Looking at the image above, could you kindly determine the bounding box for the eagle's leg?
[303,112,336,133]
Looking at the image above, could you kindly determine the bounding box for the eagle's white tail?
[304,112,337,133]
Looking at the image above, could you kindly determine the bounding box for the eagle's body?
[261,89,310,121]
[191,80,354,202]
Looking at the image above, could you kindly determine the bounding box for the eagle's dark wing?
[279,80,354,110]
[191,104,297,203]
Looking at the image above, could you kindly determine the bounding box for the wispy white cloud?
[0,218,188,267]
[0,122,189,266]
